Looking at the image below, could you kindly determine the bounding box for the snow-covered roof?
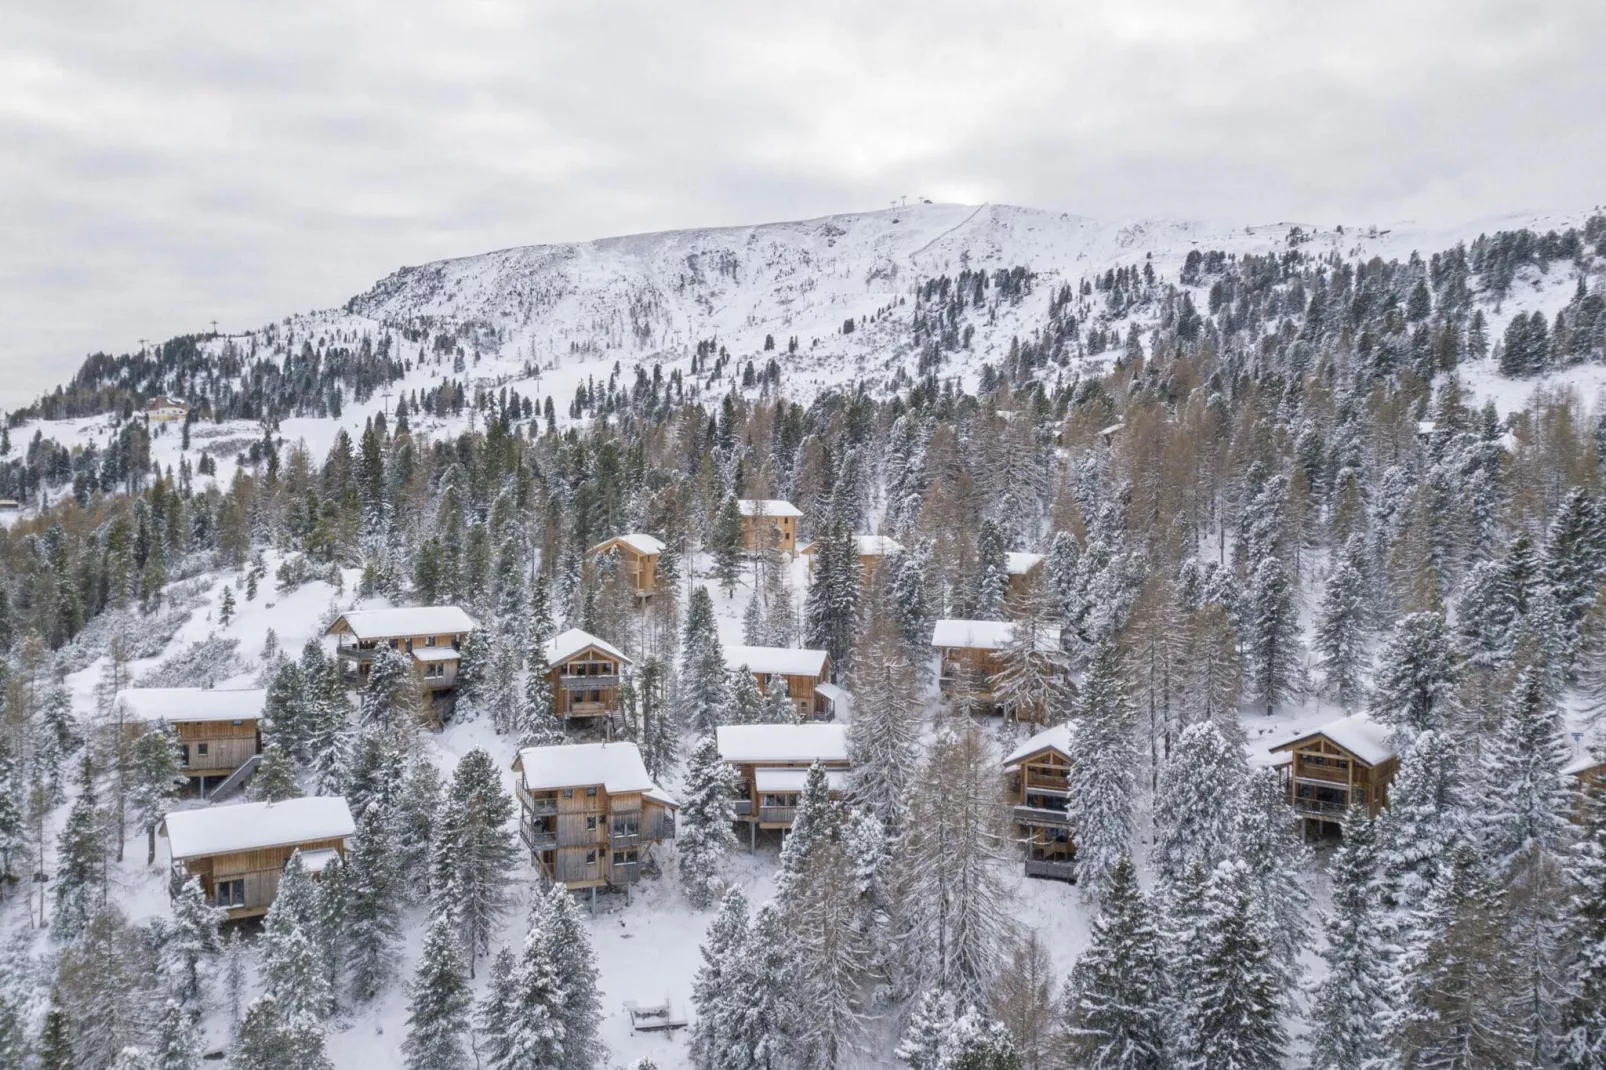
[1098,421,1124,437]
[716,724,850,765]
[814,681,849,712]
[725,645,828,679]
[513,742,674,802]
[410,647,461,663]
[1270,713,1396,767]
[930,619,1061,652]
[299,848,340,874]
[754,767,848,793]
[737,499,803,518]
[589,533,666,557]
[1005,722,1076,766]
[163,797,356,860]
[1006,552,1045,576]
[1564,753,1605,779]
[801,535,904,557]
[327,606,477,640]
[117,688,266,724]
[546,627,631,666]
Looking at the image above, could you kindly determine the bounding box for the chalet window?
[586,786,598,797]
[424,636,437,647]
[230,719,243,726]
[179,745,191,767]
[612,816,640,838]
[214,878,245,907]
[586,816,598,831]
[563,789,574,799]
[196,743,209,757]
[612,849,638,866]
[585,850,597,866]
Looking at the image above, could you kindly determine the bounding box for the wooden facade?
[117,688,266,788]
[171,719,262,780]
[738,500,802,554]
[325,607,475,695]
[1006,726,1076,881]
[931,620,1063,719]
[170,837,346,919]
[511,744,677,896]
[162,797,355,920]
[724,645,833,721]
[1270,718,1399,831]
[546,629,631,724]
[586,534,665,600]
[800,535,904,584]
[716,725,851,843]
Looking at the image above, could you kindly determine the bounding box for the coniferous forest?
[0,208,1605,1070]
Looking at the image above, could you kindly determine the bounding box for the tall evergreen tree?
[846,619,923,828]
[403,917,474,1070]
[430,748,517,974]
[1062,856,1168,1070]
[344,804,403,1002]
[678,735,738,909]
[1309,810,1390,1070]
[1242,557,1299,716]
[1066,641,1138,901]
[680,587,729,735]
[249,743,301,803]
[805,520,860,681]
[1174,860,1287,1070]
[1314,538,1369,709]
[53,759,104,941]
[1370,611,1459,735]
[690,887,750,1070]
[1150,722,1245,890]
[127,725,186,864]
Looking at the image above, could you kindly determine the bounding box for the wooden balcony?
[524,796,558,817]
[1292,763,1352,785]
[610,861,641,885]
[732,799,754,817]
[1022,773,1070,794]
[558,675,620,691]
[1025,858,1076,882]
[522,824,557,852]
[759,806,797,825]
[610,827,642,848]
[565,701,613,719]
[1291,798,1350,821]
[1013,804,1071,828]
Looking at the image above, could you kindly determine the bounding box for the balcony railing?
[1025,858,1076,881]
[522,824,557,852]
[1291,799,1351,821]
[525,797,558,817]
[1013,804,1071,827]
[732,799,754,817]
[1292,763,1352,785]
[649,817,676,841]
[558,675,620,691]
[610,861,641,885]
[610,828,642,847]
[759,806,797,825]
[565,701,612,718]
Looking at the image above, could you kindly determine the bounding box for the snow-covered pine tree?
[474,949,519,1070]
[1309,809,1389,1070]
[713,494,744,597]
[430,748,517,973]
[972,519,1010,620]
[890,538,935,672]
[490,915,565,1070]
[53,759,104,941]
[1066,640,1138,901]
[759,675,796,724]
[635,656,678,780]
[777,761,842,905]
[678,735,738,909]
[1179,601,1244,738]
[359,645,423,735]
[1242,556,1300,716]
[344,804,403,1003]
[248,743,300,803]
[805,520,860,680]
[1233,767,1312,985]
[314,852,348,1007]
[1542,487,1605,672]
[690,887,750,1070]
[790,837,869,1069]
[301,643,352,796]
[1150,721,1245,891]
[680,587,730,735]
[993,578,1073,726]
[403,916,474,1070]
[896,988,956,1070]
[1174,860,1288,1070]
[725,668,764,726]
[725,903,798,1070]
[1561,766,1606,1068]
[519,631,561,749]
[1377,728,1466,921]
[230,996,333,1070]
[161,878,225,1009]
[533,882,604,1070]
[1370,610,1459,735]
[127,724,186,864]
[845,618,923,828]
[261,658,310,763]
[392,758,444,904]
[742,595,764,645]
[343,726,403,820]
[148,998,200,1070]
[934,1008,1022,1070]
[1062,855,1168,1070]
[261,854,331,1020]
[1314,537,1369,710]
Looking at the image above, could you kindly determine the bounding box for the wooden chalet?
[511,742,676,903]
[145,396,189,423]
[161,796,355,919]
[546,627,631,725]
[325,605,477,693]
[586,533,666,600]
[117,687,266,793]
[1567,752,1606,816]
[1269,714,1399,831]
[800,534,905,583]
[737,499,803,554]
[1005,723,1076,882]
[715,724,850,847]
[723,645,841,721]
[1006,552,1046,601]
[931,619,1063,714]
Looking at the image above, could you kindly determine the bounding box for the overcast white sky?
[2,0,1603,410]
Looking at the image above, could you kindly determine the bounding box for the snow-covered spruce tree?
[314,853,348,1006]
[54,906,158,1066]
[343,726,403,819]
[1561,768,1606,1068]
[128,724,186,864]
[392,757,444,904]
[148,998,200,1070]
[1542,486,1605,672]
[1314,537,1370,710]
[805,519,860,681]
[1062,855,1168,1070]
[248,743,301,803]
[0,736,22,894]
[777,761,843,906]
[993,578,1073,726]
[690,887,750,1070]
[35,993,72,1070]
[678,735,738,909]
[1308,809,1390,1070]
[759,674,796,724]
[713,494,744,597]
[1150,721,1245,891]
[971,519,1010,620]
[53,758,105,941]
[1174,860,1288,1070]
[890,539,936,673]
[359,645,423,735]
[680,587,730,736]
[935,1008,1023,1070]
[1066,640,1138,901]
[474,949,520,1070]
[535,881,605,1070]
[302,644,352,796]
[726,903,799,1070]
[899,724,1015,1008]
[1377,728,1466,922]
[1179,602,1244,739]
[742,595,764,645]
[1370,610,1459,735]
[1233,767,1311,985]
[261,854,331,1020]
[519,630,561,749]
[403,916,474,1070]
[790,837,870,1070]
[1242,556,1300,716]
[846,617,923,828]
[896,988,956,1070]
[725,668,764,726]
[344,804,403,1003]
[161,878,225,1009]
[261,657,310,763]
[230,996,333,1070]
[430,747,517,974]
[635,656,678,781]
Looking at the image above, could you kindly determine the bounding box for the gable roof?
[588,533,666,557]
[1006,552,1045,576]
[737,499,803,518]
[801,535,905,558]
[1005,722,1076,766]
[1565,753,1605,779]
[117,687,267,724]
[513,742,673,802]
[1269,713,1396,767]
[930,619,1062,652]
[326,606,477,640]
[162,796,355,859]
[546,627,631,666]
[724,645,828,679]
[716,724,850,765]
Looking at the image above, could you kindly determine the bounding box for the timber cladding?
[175,837,346,918]
[171,721,262,775]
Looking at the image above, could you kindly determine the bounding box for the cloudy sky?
[2,0,1602,410]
